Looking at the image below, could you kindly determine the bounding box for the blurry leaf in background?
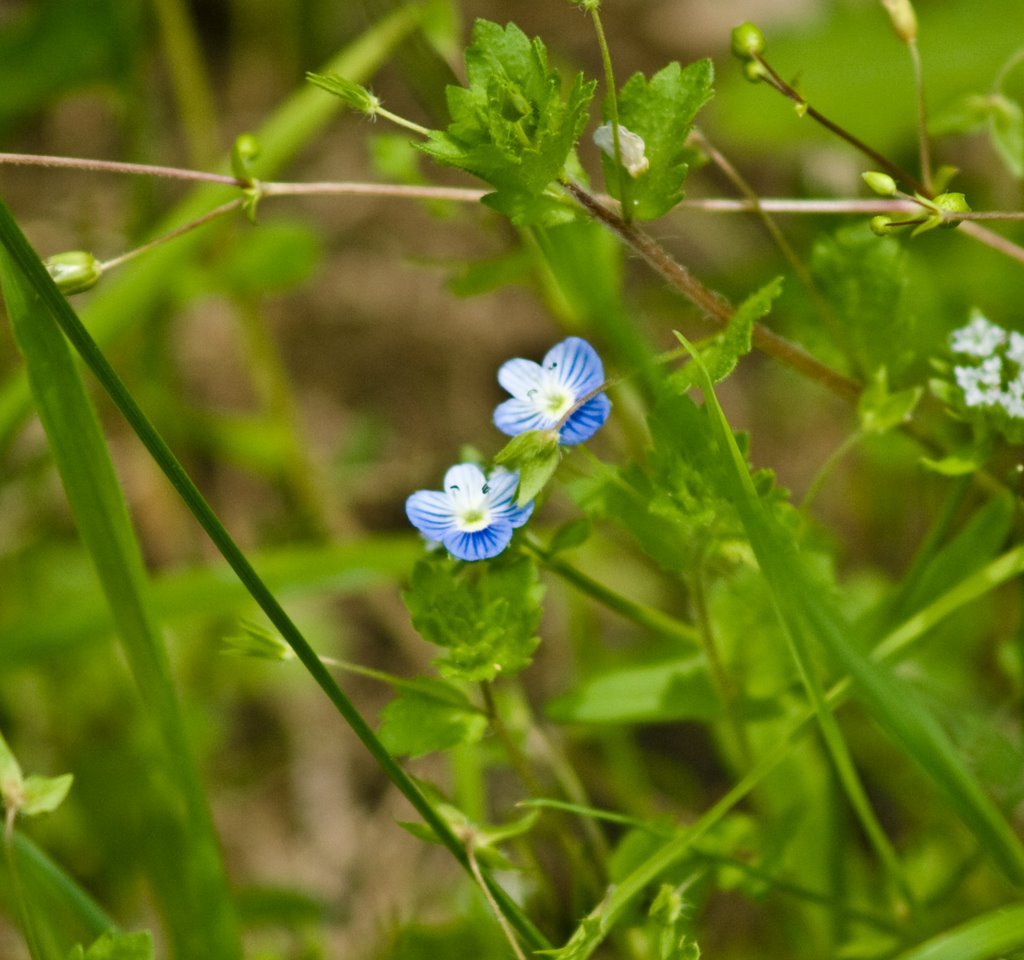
[599,60,714,221]
[811,225,917,379]
[0,0,140,136]
[216,219,323,297]
[403,552,544,682]
[67,930,153,960]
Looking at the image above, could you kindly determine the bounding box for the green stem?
[907,40,932,193]
[0,203,550,956]
[4,826,43,960]
[589,7,632,221]
[800,429,864,510]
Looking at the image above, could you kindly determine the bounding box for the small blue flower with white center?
[405,463,534,562]
[493,337,611,446]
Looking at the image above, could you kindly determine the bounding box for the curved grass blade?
[0,203,551,955]
[0,236,241,958]
[893,904,1024,960]
[677,332,1024,887]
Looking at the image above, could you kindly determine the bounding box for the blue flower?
[405,463,534,561]
[493,337,611,446]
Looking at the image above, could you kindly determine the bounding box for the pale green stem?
[589,7,632,221]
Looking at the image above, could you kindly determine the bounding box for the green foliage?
[418,19,595,222]
[378,678,487,757]
[811,225,917,378]
[67,931,153,960]
[599,60,714,220]
[403,553,544,682]
[857,366,923,434]
[932,92,1024,179]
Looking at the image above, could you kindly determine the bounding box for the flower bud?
[593,123,649,177]
[731,22,765,60]
[743,60,768,83]
[880,0,917,43]
[44,251,102,295]
[862,171,898,197]
[870,215,897,236]
[231,133,261,183]
[934,191,970,228]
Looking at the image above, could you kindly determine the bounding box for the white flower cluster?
[950,312,1024,419]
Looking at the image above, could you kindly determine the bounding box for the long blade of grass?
[893,904,1024,960]
[0,2,425,454]
[0,203,551,954]
[0,240,241,958]
[681,336,1024,886]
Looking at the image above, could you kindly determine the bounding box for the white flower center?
[449,482,494,532]
[526,368,576,422]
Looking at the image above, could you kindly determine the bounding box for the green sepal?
[857,366,922,434]
[44,251,103,296]
[305,72,379,115]
[222,619,294,661]
[600,60,714,220]
[494,429,562,506]
[403,552,544,683]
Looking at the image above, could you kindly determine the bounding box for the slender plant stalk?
[0,203,551,955]
[907,40,933,193]
[588,6,632,221]
[4,828,43,960]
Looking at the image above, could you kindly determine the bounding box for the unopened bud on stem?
[880,0,917,43]
[862,171,898,197]
[731,22,765,60]
[44,251,103,295]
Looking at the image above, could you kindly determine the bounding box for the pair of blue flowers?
[405,337,610,561]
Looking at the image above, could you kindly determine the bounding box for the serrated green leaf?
[811,225,916,378]
[379,679,488,757]
[403,553,544,682]
[667,277,783,391]
[20,772,73,817]
[546,656,719,725]
[857,366,923,434]
[418,20,595,198]
[600,60,714,220]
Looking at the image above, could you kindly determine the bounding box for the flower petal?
[497,358,545,400]
[406,490,457,540]
[558,392,611,446]
[494,398,552,437]
[482,467,520,506]
[444,521,513,561]
[543,337,605,395]
[442,462,488,513]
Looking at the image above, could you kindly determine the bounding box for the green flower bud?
[869,215,896,236]
[44,251,103,295]
[932,192,970,230]
[231,133,260,183]
[731,22,765,60]
[743,60,768,83]
[306,72,379,115]
[862,171,898,197]
[880,0,917,43]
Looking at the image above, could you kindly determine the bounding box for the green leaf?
[74,930,154,960]
[667,277,783,390]
[892,904,1024,960]
[418,20,596,202]
[678,335,1024,887]
[494,429,562,505]
[403,553,544,682]
[857,366,923,434]
[929,93,994,136]
[0,730,23,796]
[600,60,714,220]
[20,773,74,817]
[217,219,322,296]
[379,678,488,757]
[989,93,1024,178]
[811,225,916,378]
[547,517,592,555]
[546,657,720,725]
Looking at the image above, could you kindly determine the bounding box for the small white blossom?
[954,356,1003,408]
[593,123,649,177]
[949,313,1007,357]
[1007,331,1024,368]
